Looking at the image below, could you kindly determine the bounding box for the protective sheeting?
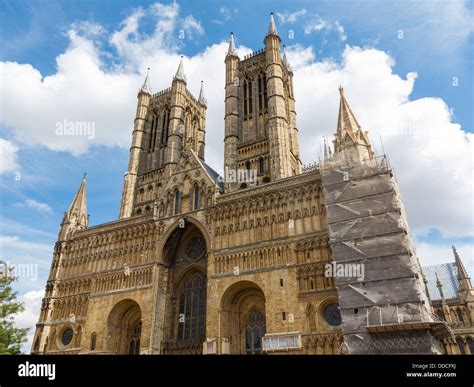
[321,156,441,354]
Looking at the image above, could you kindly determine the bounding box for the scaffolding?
[321,155,442,354]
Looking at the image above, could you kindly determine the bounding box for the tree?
[0,264,30,354]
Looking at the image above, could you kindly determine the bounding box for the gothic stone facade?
[32,15,467,355]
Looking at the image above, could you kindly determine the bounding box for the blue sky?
[0,0,473,350]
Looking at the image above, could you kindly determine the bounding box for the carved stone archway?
[106,299,142,354]
[220,281,266,354]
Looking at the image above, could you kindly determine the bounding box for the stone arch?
[220,281,266,354]
[160,220,209,354]
[106,299,142,354]
[157,216,211,263]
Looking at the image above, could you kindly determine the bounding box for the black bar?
[0,355,472,386]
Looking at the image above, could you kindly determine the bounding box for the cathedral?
[32,14,473,355]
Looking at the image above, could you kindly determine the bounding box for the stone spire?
[68,174,87,226]
[453,245,472,291]
[227,32,238,57]
[268,12,278,36]
[333,86,374,161]
[174,56,187,82]
[435,272,452,323]
[140,67,151,94]
[59,174,88,240]
[336,86,361,142]
[323,137,329,161]
[435,272,446,301]
[198,80,207,106]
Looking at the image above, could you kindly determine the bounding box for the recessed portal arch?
[106,299,142,354]
[220,281,266,354]
[160,220,208,354]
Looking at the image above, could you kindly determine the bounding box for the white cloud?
[0,2,472,241]
[334,21,347,42]
[14,289,43,353]
[276,9,307,24]
[304,14,348,42]
[212,7,235,25]
[287,45,473,238]
[304,15,328,33]
[69,21,106,38]
[15,199,53,214]
[181,15,204,38]
[0,138,19,174]
[0,235,19,243]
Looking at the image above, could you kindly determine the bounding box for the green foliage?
[0,267,30,355]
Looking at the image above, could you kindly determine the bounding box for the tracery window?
[245,161,251,173]
[243,79,253,116]
[177,271,207,342]
[174,190,181,215]
[263,75,267,109]
[190,184,201,211]
[161,108,170,145]
[257,74,267,110]
[245,308,266,354]
[323,303,342,326]
[128,322,141,355]
[149,114,158,150]
[61,328,73,347]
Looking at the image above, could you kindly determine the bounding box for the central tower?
[224,13,301,191]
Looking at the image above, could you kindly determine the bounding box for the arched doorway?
[107,299,142,354]
[161,221,208,354]
[220,281,266,354]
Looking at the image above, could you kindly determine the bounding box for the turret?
[119,70,151,219]
[453,245,472,292]
[164,56,187,172]
[435,272,452,324]
[283,45,301,170]
[58,174,88,241]
[197,81,207,159]
[224,33,240,191]
[264,13,293,180]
